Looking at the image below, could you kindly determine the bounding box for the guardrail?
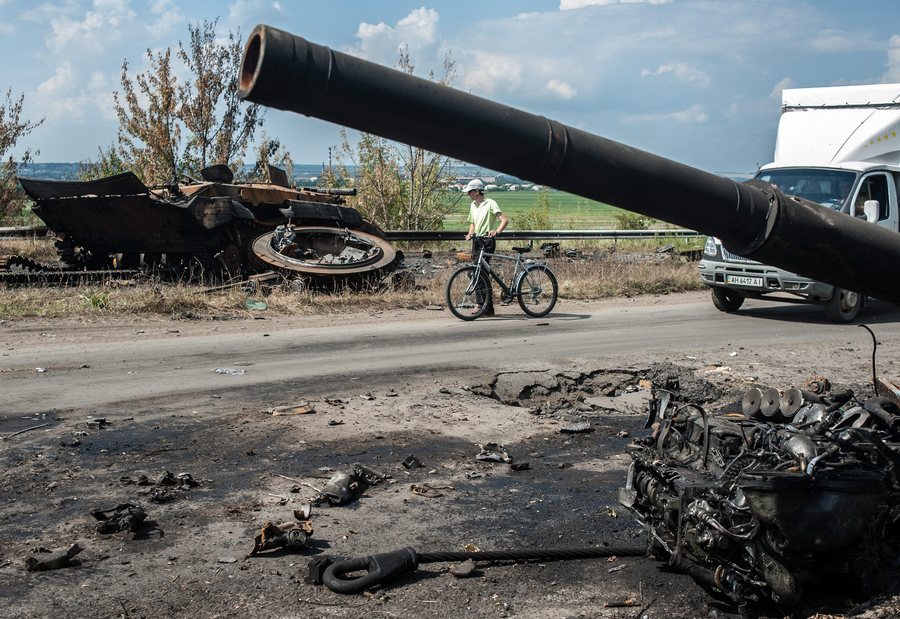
[0,225,702,243]
[0,225,48,239]
[383,229,701,242]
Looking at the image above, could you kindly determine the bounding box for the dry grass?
[552,254,703,299]
[0,239,704,318]
[1,237,60,262]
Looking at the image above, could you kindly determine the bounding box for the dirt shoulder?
[2,291,899,619]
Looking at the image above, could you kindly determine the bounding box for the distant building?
[457,176,497,185]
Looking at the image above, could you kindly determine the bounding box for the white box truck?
[698,83,900,322]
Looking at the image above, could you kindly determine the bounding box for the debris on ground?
[402,454,423,469]
[475,442,511,463]
[265,402,315,416]
[24,544,83,572]
[449,559,476,577]
[90,504,147,533]
[410,483,451,498]
[248,512,315,557]
[314,464,389,506]
[213,367,246,375]
[559,415,593,433]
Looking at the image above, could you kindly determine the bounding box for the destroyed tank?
[236,24,900,609]
[18,163,398,283]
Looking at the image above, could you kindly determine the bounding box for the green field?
[443,190,639,230]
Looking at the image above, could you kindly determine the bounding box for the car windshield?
[754,168,857,211]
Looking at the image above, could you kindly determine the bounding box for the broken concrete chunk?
[86,417,108,429]
[492,371,559,404]
[584,390,652,415]
[449,559,476,577]
[560,418,593,433]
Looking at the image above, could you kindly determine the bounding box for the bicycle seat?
[512,240,533,254]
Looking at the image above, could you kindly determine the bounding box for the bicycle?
[445,239,558,320]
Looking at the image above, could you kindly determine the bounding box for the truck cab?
[698,83,900,322]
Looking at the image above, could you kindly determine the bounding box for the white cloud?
[886,35,900,82]
[145,0,186,38]
[625,104,708,124]
[560,0,671,9]
[545,79,577,99]
[226,0,287,31]
[33,61,115,125]
[40,0,138,57]
[640,63,710,86]
[347,7,440,66]
[769,77,794,100]
[806,30,867,53]
[458,51,523,95]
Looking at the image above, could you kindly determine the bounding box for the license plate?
[725,274,763,287]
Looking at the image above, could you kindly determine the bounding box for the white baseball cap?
[464,179,484,193]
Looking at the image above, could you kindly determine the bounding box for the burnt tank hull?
[237,25,900,305]
[20,170,390,277]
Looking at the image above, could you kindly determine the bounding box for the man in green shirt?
[463,179,508,316]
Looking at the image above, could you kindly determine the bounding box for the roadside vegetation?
[0,237,703,319]
[0,89,43,226]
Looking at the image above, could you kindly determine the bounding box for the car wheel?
[824,288,862,323]
[711,287,745,312]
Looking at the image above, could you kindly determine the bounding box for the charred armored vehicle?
[17,163,398,284]
[236,25,900,610]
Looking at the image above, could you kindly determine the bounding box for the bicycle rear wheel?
[516,265,558,317]
[446,265,491,320]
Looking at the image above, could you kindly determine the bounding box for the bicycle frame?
[469,246,539,300]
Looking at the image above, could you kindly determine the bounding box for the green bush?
[511,190,551,230]
[613,210,651,230]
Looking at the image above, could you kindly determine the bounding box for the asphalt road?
[4,291,900,417]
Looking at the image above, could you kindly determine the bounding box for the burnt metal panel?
[280,200,364,228]
[19,172,149,200]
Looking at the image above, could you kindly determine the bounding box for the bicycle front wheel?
[516,265,558,317]
[446,265,491,320]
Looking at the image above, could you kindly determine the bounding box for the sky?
[1,0,899,175]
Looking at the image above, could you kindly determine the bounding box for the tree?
[110,21,263,186]
[115,48,182,184]
[178,20,261,173]
[330,47,461,230]
[78,144,130,181]
[0,89,43,224]
[240,133,293,183]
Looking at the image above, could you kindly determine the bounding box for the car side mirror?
[864,199,880,223]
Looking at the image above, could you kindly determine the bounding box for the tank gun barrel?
[239,25,900,305]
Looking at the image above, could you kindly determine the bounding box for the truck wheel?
[711,287,744,312]
[824,288,862,323]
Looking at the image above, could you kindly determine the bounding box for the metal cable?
[417,546,645,563]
